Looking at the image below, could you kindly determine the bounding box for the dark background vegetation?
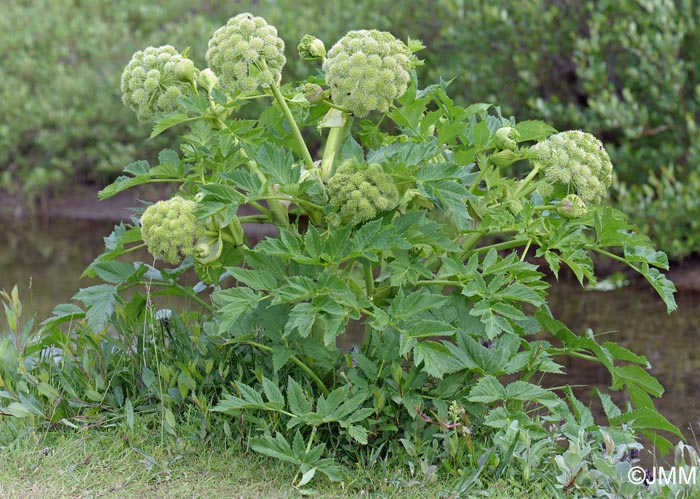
[3,0,699,258]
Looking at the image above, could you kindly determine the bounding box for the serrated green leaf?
[610,365,664,398]
[284,303,315,338]
[414,341,462,379]
[472,120,490,149]
[347,425,369,444]
[287,377,312,416]
[255,143,298,184]
[90,261,136,284]
[614,408,683,439]
[212,287,261,331]
[468,376,506,403]
[123,160,150,176]
[149,112,197,139]
[250,433,299,463]
[226,267,277,291]
[514,120,557,142]
[262,377,285,407]
[73,284,118,330]
[39,303,85,329]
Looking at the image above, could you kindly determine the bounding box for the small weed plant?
[1,12,692,497]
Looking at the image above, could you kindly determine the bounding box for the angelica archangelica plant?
[72,11,680,489]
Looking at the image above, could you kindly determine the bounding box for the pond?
[2,215,699,456]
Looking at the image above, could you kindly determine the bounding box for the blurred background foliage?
[3,0,699,259]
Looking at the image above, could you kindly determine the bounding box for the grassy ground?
[0,423,555,499]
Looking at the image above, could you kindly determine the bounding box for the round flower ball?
[120,45,195,122]
[327,160,399,226]
[323,30,413,117]
[531,130,613,205]
[140,197,204,264]
[206,13,286,93]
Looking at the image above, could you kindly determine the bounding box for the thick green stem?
[461,230,487,255]
[512,164,542,199]
[320,114,353,180]
[245,161,289,227]
[259,195,325,211]
[269,83,315,171]
[238,214,272,224]
[470,238,530,256]
[364,264,375,298]
[469,157,490,194]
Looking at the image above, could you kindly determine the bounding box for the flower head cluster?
[323,30,413,117]
[206,13,285,93]
[120,45,195,122]
[327,161,399,226]
[531,130,613,205]
[140,197,204,264]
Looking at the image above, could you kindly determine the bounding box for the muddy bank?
[0,184,173,221]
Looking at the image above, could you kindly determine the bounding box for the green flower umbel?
[140,197,204,264]
[531,130,613,205]
[323,30,413,117]
[327,161,399,226]
[120,46,195,122]
[206,13,286,93]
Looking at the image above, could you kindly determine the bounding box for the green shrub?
[0,0,230,199]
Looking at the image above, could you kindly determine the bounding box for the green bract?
[206,13,286,93]
[327,160,399,226]
[323,30,413,117]
[140,197,204,264]
[120,45,195,122]
[532,130,613,205]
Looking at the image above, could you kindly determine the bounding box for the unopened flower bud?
[556,194,587,219]
[298,35,326,61]
[494,126,519,151]
[197,68,219,93]
[489,149,518,167]
[301,83,325,104]
[194,235,223,264]
[175,58,195,82]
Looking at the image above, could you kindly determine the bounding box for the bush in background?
[0,0,229,198]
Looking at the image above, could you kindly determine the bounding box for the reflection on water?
[2,217,699,448]
[0,218,114,317]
